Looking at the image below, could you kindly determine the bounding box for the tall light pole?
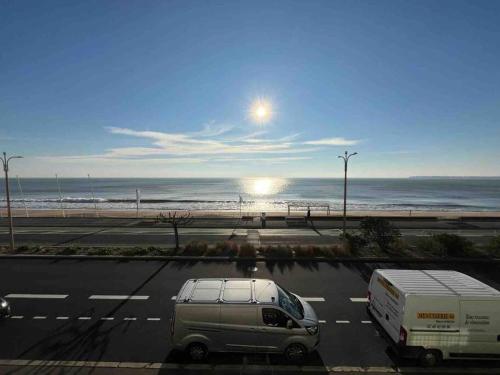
[1,152,23,251]
[338,151,357,235]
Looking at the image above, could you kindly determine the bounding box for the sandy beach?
[2,207,500,219]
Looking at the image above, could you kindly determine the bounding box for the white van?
[367,269,500,366]
[170,278,320,361]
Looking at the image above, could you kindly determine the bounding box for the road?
[0,226,498,247]
[1,259,500,374]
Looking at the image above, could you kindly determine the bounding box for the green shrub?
[182,241,208,256]
[341,233,367,255]
[294,246,315,257]
[210,241,239,257]
[88,247,113,256]
[239,243,256,257]
[329,244,351,257]
[120,247,149,256]
[485,236,500,257]
[360,217,401,252]
[262,245,293,258]
[59,247,77,255]
[416,234,475,257]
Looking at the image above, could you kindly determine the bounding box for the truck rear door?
[368,272,404,343]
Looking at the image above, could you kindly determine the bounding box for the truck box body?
[368,269,500,360]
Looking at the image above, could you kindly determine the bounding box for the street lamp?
[1,152,23,251]
[338,151,357,235]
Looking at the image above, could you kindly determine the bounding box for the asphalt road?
[1,259,500,374]
[0,226,498,247]
[3,216,500,230]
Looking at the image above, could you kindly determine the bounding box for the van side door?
[219,304,258,352]
[256,306,302,352]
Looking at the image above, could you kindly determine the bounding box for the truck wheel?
[186,342,208,361]
[284,343,307,363]
[418,349,441,367]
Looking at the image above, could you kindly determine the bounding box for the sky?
[1,0,500,178]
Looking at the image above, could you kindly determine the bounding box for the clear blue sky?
[1,0,499,177]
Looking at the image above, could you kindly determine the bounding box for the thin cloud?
[106,126,314,156]
[304,137,360,146]
[35,155,206,164]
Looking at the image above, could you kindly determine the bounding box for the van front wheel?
[187,343,208,361]
[418,349,441,367]
[284,343,307,363]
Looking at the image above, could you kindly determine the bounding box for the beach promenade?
[1,213,499,248]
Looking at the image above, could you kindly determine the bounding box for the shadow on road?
[51,228,109,247]
[158,350,328,374]
[7,262,170,375]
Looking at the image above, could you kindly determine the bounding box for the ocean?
[2,177,500,213]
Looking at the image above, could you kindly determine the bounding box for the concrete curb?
[0,253,499,263]
[0,360,499,373]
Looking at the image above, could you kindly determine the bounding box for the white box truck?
[367,269,500,366]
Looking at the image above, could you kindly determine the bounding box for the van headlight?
[1,300,7,308]
[306,325,318,335]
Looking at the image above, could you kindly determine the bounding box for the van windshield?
[276,285,304,320]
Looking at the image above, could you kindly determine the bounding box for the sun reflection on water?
[241,177,288,196]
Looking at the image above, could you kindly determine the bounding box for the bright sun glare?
[249,99,272,124]
[242,177,287,196]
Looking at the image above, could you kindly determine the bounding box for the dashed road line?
[318,320,326,324]
[89,295,149,300]
[171,296,177,300]
[5,294,68,299]
[350,297,369,303]
[361,320,372,324]
[335,320,350,324]
[124,317,137,321]
[100,317,114,321]
[78,317,91,320]
[56,316,69,320]
[10,315,23,319]
[33,316,47,320]
[302,297,325,302]
[147,318,161,321]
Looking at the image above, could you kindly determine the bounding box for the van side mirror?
[286,319,293,329]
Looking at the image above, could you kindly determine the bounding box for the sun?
[249,99,272,124]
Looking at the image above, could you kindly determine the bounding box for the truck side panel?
[404,296,460,359]
[455,300,500,358]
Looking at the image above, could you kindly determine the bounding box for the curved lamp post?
[1,152,23,251]
[338,151,357,235]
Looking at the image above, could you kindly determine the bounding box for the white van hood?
[294,294,318,325]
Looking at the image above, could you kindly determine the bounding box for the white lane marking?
[302,297,325,302]
[100,317,114,321]
[147,318,161,321]
[318,320,327,324]
[335,320,350,324]
[33,316,47,320]
[10,315,24,319]
[5,294,68,299]
[124,317,137,321]
[78,317,91,320]
[89,295,149,300]
[350,297,369,303]
[56,317,69,320]
[361,320,372,324]
[171,296,177,300]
